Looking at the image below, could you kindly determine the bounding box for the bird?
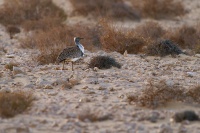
[56,37,84,71]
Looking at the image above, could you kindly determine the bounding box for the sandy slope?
[0,0,200,133]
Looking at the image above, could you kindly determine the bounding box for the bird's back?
[57,46,83,63]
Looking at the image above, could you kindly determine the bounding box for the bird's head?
[74,37,84,43]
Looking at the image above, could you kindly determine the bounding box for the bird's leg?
[62,61,65,70]
[71,62,74,71]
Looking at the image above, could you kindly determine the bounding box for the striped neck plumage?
[76,42,84,54]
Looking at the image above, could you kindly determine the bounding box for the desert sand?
[0,0,200,133]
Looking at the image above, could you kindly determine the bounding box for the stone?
[0,88,11,93]
[5,54,15,58]
[165,80,174,87]
[159,124,173,133]
[43,85,53,89]
[195,54,200,58]
[186,72,197,77]
[47,91,58,96]
[12,67,25,75]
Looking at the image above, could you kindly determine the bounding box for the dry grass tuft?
[6,25,21,39]
[127,80,183,108]
[0,91,34,118]
[22,17,63,32]
[166,25,200,50]
[0,0,66,31]
[99,19,148,54]
[69,0,140,20]
[5,62,19,71]
[130,0,186,19]
[89,56,121,69]
[135,21,165,40]
[145,39,183,56]
[77,108,111,122]
[20,24,100,64]
[195,42,200,54]
[127,82,200,109]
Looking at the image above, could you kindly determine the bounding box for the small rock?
[0,88,11,93]
[195,54,200,58]
[5,54,15,58]
[43,85,53,89]
[98,86,106,90]
[148,112,161,123]
[82,86,88,89]
[84,90,95,94]
[24,84,35,89]
[159,124,173,133]
[93,67,99,71]
[12,67,25,75]
[178,125,187,133]
[36,78,51,87]
[165,80,174,87]
[47,91,58,96]
[79,97,91,102]
[123,50,128,57]
[186,72,197,77]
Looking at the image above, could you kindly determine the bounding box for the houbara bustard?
[56,37,84,71]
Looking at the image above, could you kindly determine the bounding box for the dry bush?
[89,56,121,69]
[195,44,200,54]
[69,0,140,20]
[130,0,186,19]
[134,21,165,40]
[127,80,183,108]
[172,110,199,123]
[20,24,100,64]
[6,25,21,39]
[5,62,19,71]
[77,108,111,122]
[99,19,149,54]
[0,91,34,118]
[144,39,183,56]
[22,17,63,32]
[127,82,200,109]
[166,25,200,50]
[0,0,66,31]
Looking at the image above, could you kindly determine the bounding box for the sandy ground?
[0,0,200,133]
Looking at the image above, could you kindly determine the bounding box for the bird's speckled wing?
[57,46,83,62]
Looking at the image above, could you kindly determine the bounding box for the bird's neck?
[76,42,84,54]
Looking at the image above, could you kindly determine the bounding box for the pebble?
[36,78,51,87]
[12,67,25,75]
[159,124,173,133]
[0,88,11,93]
[43,85,54,89]
[195,54,200,58]
[165,80,174,87]
[79,97,91,102]
[5,54,15,58]
[47,91,58,96]
[186,72,197,77]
